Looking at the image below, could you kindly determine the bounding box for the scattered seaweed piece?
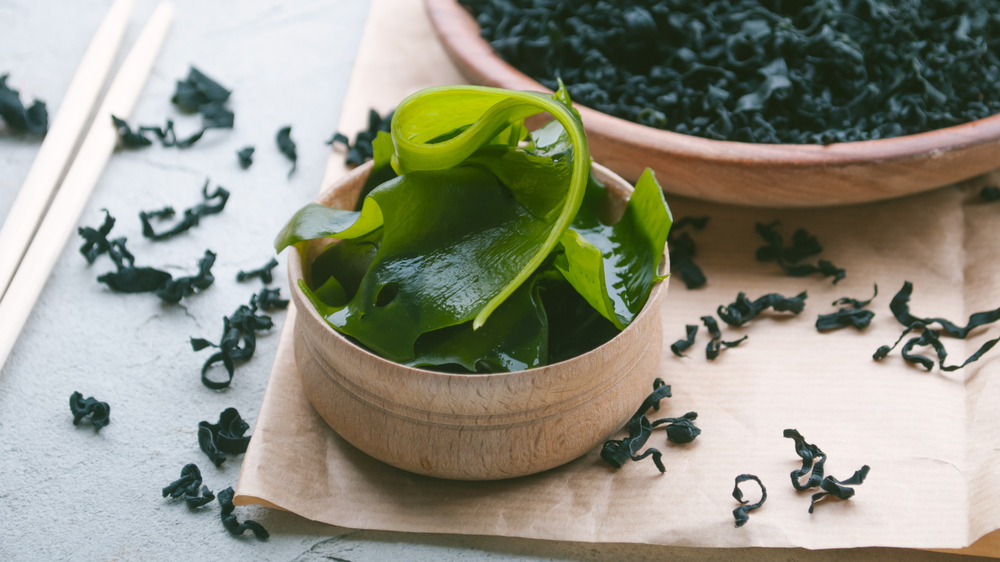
[237,146,254,169]
[171,66,234,130]
[783,429,826,491]
[140,180,229,241]
[0,74,48,135]
[97,239,173,293]
[137,120,207,148]
[873,322,1000,372]
[889,281,1000,338]
[755,222,844,284]
[808,465,871,513]
[112,115,153,148]
[198,407,252,467]
[191,295,275,389]
[252,287,289,311]
[69,391,110,430]
[732,474,767,527]
[600,378,672,472]
[218,487,269,539]
[162,463,215,508]
[816,284,877,332]
[328,109,394,166]
[982,186,1000,202]
[667,216,709,289]
[236,258,278,284]
[78,210,119,264]
[702,315,747,360]
[670,324,698,357]
[276,125,297,177]
[155,250,217,304]
[717,291,808,327]
[652,411,701,444]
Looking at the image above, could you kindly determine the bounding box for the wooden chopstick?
[0,0,133,302]
[0,2,175,371]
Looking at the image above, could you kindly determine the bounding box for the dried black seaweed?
[328,109,395,166]
[97,239,173,293]
[198,407,252,467]
[171,66,234,130]
[460,0,1000,144]
[670,324,698,357]
[162,463,215,509]
[236,258,278,284]
[191,295,275,390]
[276,125,297,177]
[651,411,701,444]
[217,487,269,539]
[667,216,708,289]
[732,474,767,527]
[138,120,207,148]
[69,391,110,430]
[111,115,153,148]
[982,186,1000,202]
[600,378,672,472]
[252,287,289,311]
[873,322,1000,372]
[808,465,871,514]
[155,250,216,304]
[0,74,48,135]
[237,146,254,169]
[816,285,877,332]
[755,222,844,284]
[78,210,119,264]
[889,281,1000,338]
[783,429,826,491]
[140,180,229,241]
[717,291,808,327]
[702,315,747,360]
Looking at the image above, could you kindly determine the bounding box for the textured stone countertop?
[0,1,988,560]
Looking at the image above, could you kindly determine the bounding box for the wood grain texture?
[291,161,668,480]
[425,0,1000,208]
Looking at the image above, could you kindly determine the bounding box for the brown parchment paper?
[236,0,1000,554]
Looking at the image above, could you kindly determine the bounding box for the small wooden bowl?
[425,0,1000,208]
[290,161,668,480]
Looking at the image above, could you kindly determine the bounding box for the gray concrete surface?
[0,1,990,560]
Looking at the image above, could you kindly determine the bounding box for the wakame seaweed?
[460,0,1000,143]
[78,210,119,264]
[816,285,877,332]
[783,429,869,512]
[328,109,395,166]
[237,146,254,169]
[667,216,708,289]
[198,407,252,467]
[755,222,844,284]
[0,74,48,135]
[982,186,1000,202]
[252,287,289,311]
[97,239,173,294]
[808,465,871,514]
[140,180,229,241]
[670,324,698,357]
[702,315,746,360]
[69,391,110,430]
[218,487,269,540]
[276,126,297,177]
[732,474,766,528]
[154,250,216,304]
[889,281,1000,338]
[600,378,671,472]
[162,464,215,509]
[276,84,672,373]
[236,258,278,284]
[191,292,277,389]
[717,291,808,327]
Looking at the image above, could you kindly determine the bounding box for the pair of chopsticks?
[0,0,174,370]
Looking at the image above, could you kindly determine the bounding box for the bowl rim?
[425,0,1000,167]
[288,160,669,381]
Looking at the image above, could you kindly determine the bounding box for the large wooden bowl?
[425,0,1000,208]
[290,161,668,480]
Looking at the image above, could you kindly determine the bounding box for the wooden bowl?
[425,0,1000,208]
[290,161,668,480]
